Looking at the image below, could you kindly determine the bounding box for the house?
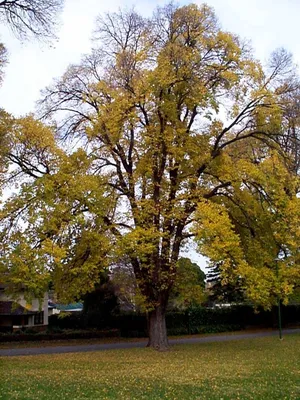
[47,300,83,316]
[48,299,60,316]
[0,284,48,332]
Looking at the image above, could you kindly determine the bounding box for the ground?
[0,334,299,399]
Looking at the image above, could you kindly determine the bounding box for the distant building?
[0,284,48,332]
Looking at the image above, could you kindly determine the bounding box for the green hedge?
[46,304,300,338]
[0,329,120,342]
[167,324,242,336]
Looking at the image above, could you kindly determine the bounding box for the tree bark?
[147,302,169,351]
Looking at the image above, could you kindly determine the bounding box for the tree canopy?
[0,3,299,350]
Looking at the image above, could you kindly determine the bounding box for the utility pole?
[276,258,283,340]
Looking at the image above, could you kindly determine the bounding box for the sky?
[0,0,299,116]
[0,0,298,270]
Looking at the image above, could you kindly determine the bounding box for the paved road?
[1,328,299,357]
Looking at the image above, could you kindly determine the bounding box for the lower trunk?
[147,304,169,351]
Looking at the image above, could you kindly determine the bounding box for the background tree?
[83,270,119,327]
[0,0,64,40]
[110,258,144,313]
[111,257,206,313]
[206,261,246,305]
[0,4,299,350]
[279,88,300,175]
[194,150,300,309]
[0,116,113,302]
[0,0,64,186]
[168,257,206,310]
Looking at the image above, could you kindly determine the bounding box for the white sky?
[0,0,298,271]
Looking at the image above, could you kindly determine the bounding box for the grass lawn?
[0,334,299,400]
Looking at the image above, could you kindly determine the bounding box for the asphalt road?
[1,328,299,357]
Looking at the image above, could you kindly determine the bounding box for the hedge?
[47,304,300,338]
[0,329,120,342]
[2,304,299,341]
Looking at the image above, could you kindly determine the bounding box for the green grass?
[1,335,299,399]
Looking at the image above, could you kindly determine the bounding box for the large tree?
[0,4,299,350]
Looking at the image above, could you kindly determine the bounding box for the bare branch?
[0,0,64,41]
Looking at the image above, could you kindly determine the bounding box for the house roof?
[48,300,56,309]
[0,301,37,315]
[56,302,83,312]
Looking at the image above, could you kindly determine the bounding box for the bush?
[111,313,148,338]
[46,325,63,334]
[23,328,38,335]
[49,313,84,329]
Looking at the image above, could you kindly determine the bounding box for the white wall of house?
[48,307,60,316]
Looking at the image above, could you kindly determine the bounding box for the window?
[34,312,44,325]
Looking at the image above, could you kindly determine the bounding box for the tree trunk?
[147,303,169,351]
